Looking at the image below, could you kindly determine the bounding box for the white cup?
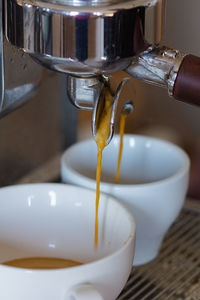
[61,134,190,266]
[0,183,135,300]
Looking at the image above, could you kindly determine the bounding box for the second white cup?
[61,134,190,266]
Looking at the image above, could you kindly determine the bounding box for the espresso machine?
[2,0,200,142]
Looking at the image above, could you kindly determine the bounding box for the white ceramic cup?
[0,183,135,300]
[61,134,190,266]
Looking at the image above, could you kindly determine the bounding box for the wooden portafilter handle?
[173,55,200,106]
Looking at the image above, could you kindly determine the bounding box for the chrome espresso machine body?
[2,0,200,140]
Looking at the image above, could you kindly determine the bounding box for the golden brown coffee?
[115,113,127,184]
[95,87,129,247]
[95,87,114,247]
[3,257,82,269]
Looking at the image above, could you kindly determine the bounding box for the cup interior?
[0,184,135,265]
[63,135,189,185]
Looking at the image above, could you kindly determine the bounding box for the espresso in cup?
[0,184,135,300]
[3,257,82,269]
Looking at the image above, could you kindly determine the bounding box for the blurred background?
[1,0,200,198]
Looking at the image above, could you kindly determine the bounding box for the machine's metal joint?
[125,46,186,96]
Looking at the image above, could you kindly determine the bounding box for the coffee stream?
[95,87,127,247]
[95,87,114,247]
[115,113,127,184]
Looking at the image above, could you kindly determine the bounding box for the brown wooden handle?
[173,54,200,106]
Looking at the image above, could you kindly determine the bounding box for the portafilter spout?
[67,75,134,144]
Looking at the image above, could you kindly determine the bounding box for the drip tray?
[13,155,200,299]
[119,205,200,299]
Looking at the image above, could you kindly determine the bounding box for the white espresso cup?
[0,183,135,300]
[61,134,190,266]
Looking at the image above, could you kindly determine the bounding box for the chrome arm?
[125,46,186,96]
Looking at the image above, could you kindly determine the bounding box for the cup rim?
[0,183,136,273]
[61,134,190,189]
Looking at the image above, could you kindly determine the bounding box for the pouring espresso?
[2,0,199,250]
